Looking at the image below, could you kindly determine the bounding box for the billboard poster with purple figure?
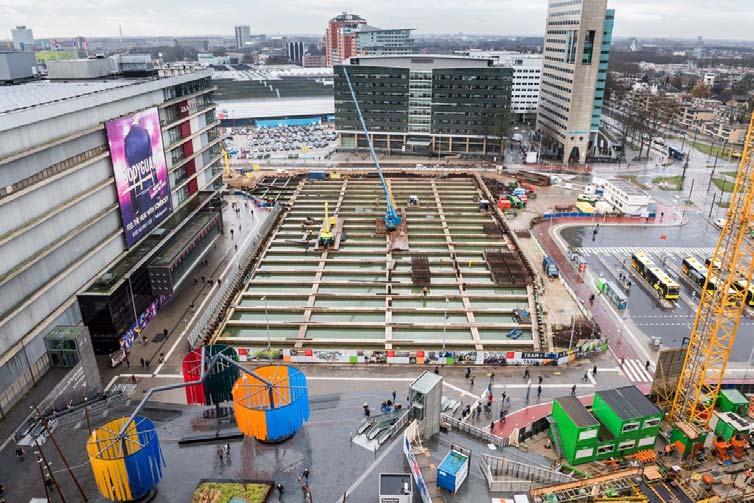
[105,107,173,248]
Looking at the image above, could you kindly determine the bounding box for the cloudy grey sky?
[2,0,753,40]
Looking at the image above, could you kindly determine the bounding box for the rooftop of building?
[0,78,150,115]
[596,386,662,420]
[555,395,599,428]
[356,25,414,33]
[606,178,648,196]
[345,54,496,70]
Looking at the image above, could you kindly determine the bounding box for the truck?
[543,256,559,278]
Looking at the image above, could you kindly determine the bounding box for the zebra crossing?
[620,358,654,383]
[578,246,714,257]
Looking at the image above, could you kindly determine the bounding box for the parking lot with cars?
[224,123,339,161]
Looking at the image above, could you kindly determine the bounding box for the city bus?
[705,257,722,271]
[680,256,715,292]
[733,280,754,308]
[631,252,680,300]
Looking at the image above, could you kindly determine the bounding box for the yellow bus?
[631,252,680,300]
[681,256,714,293]
[733,280,754,308]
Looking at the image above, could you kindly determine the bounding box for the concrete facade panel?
[0,158,115,237]
[0,130,106,188]
[0,210,123,315]
[0,235,123,355]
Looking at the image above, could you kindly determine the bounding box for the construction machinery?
[667,112,754,451]
[341,65,402,231]
[318,201,336,248]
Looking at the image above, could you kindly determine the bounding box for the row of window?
[162,77,212,102]
[549,0,582,8]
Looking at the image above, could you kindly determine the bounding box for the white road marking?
[341,433,403,501]
[443,381,484,399]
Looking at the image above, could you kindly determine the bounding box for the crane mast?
[668,112,754,428]
[341,65,402,231]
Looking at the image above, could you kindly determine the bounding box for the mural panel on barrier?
[106,107,173,248]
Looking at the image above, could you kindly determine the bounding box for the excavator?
[341,65,402,231]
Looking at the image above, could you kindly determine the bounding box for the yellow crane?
[668,112,754,431]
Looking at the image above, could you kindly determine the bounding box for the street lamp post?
[263,296,270,351]
[442,297,449,351]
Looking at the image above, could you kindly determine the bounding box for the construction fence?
[480,454,573,493]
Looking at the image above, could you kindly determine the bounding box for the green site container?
[670,422,707,458]
[551,396,600,465]
[592,386,663,455]
[717,389,749,415]
[714,415,737,442]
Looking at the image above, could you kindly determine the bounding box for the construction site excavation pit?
[214,173,542,355]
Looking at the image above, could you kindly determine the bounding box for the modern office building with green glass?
[334,55,512,158]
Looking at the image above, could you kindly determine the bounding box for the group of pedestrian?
[139,357,151,368]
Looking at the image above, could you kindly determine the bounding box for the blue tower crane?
[341,65,402,231]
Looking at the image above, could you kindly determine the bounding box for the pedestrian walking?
[646,360,651,371]
[131,374,137,384]
[392,390,397,403]
[501,391,507,402]
[15,446,24,462]
[465,367,471,379]
[277,483,286,502]
[145,360,150,368]
[125,358,130,369]
[224,443,231,461]
[434,366,439,375]
[202,275,206,283]
[490,422,495,433]
[363,402,370,418]
[571,384,577,396]
[538,374,543,385]
[523,368,530,380]
[582,372,589,383]
[489,371,495,383]
[302,468,310,483]
[476,404,482,417]
[142,335,148,345]
[537,385,542,398]
[589,293,595,306]
[159,352,165,364]
[593,365,597,376]
[470,375,475,387]
[504,396,510,411]
[217,445,224,463]
[140,357,145,368]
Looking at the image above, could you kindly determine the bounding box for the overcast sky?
[2,0,754,41]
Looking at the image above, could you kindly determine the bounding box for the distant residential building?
[459,50,542,123]
[11,25,34,51]
[703,73,715,88]
[234,25,251,49]
[303,55,327,68]
[177,37,210,51]
[355,27,414,57]
[288,41,304,65]
[678,106,715,130]
[536,0,614,163]
[335,55,512,158]
[702,121,747,146]
[325,12,367,66]
[269,36,287,51]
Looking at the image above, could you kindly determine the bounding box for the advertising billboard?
[106,107,173,247]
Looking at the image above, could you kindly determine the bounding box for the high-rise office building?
[460,50,543,123]
[537,0,614,163]
[335,55,512,158]
[0,63,224,411]
[325,12,367,66]
[355,27,415,57]
[11,25,34,51]
[288,41,304,65]
[234,25,251,49]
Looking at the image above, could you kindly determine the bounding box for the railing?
[480,453,572,493]
[380,410,411,445]
[186,204,283,348]
[441,413,508,447]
